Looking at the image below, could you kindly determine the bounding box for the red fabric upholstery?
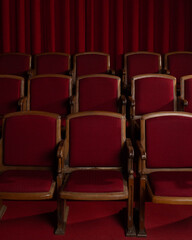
[0,170,53,192]
[78,76,118,112]
[63,170,124,192]
[76,54,109,77]
[4,115,57,166]
[35,54,70,75]
[30,76,70,115]
[146,116,192,168]
[69,115,122,167]
[0,77,22,116]
[167,53,192,83]
[135,76,174,115]
[184,78,192,113]
[126,54,160,84]
[0,54,30,76]
[149,172,192,197]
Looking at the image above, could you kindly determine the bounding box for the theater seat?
[129,74,177,140]
[72,52,113,85]
[137,112,192,236]
[75,74,126,114]
[0,53,31,77]
[27,74,73,136]
[123,51,162,93]
[55,111,136,237]
[34,52,71,75]
[0,111,62,219]
[164,51,192,92]
[179,75,192,111]
[0,75,25,137]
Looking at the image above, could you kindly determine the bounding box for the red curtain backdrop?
[0,0,192,70]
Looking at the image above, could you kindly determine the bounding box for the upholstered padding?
[135,77,174,115]
[76,54,109,76]
[168,53,192,82]
[126,54,160,83]
[63,170,124,192]
[30,76,70,115]
[0,77,22,115]
[35,54,69,75]
[4,115,57,166]
[69,115,122,167]
[78,76,118,112]
[0,170,53,192]
[184,78,192,113]
[149,172,192,197]
[146,116,192,168]
[0,54,30,75]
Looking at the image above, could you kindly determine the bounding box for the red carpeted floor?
[1,200,192,240]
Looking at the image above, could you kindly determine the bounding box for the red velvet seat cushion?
[78,76,118,112]
[76,54,108,77]
[0,170,53,192]
[69,115,122,167]
[135,77,174,115]
[149,172,192,197]
[35,54,69,75]
[0,54,30,75]
[146,116,192,168]
[30,76,70,115]
[126,54,160,84]
[0,77,22,115]
[168,53,192,83]
[63,170,124,192]
[184,78,192,113]
[4,115,57,166]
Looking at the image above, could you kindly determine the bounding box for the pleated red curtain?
[0,0,192,70]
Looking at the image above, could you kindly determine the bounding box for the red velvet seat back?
[35,53,70,75]
[3,113,58,166]
[167,53,192,83]
[0,54,31,76]
[125,53,161,84]
[77,75,119,112]
[0,76,24,115]
[75,53,109,77]
[68,114,123,167]
[134,75,175,115]
[29,75,71,115]
[183,78,192,113]
[145,115,192,168]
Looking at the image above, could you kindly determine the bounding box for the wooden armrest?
[18,97,28,111]
[126,138,134,175]
[178,96,188,106]
[57,140,65,173]
[128,96,135,107]
[126,138,134,159]
[28,69,35,77]
[57,140,65,158]
[107,69,115,75]
[120,95,127,105]
[136,140,146,160]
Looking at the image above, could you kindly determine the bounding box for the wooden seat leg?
[126,174,136,237]
[0,200,7,219]
[55,199,69,235]
[137,175,147,237]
